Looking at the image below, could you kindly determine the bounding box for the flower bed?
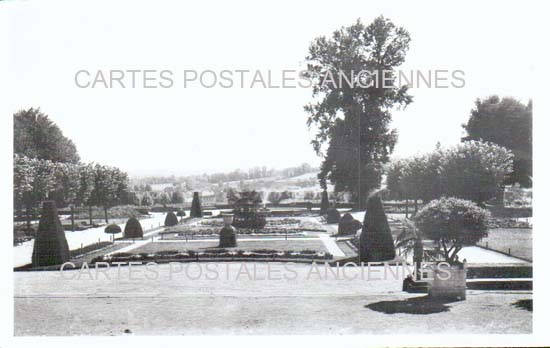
[200,217,301,227]
[488,218,532,229]
[163,226,309,237]
[91,248,332,263]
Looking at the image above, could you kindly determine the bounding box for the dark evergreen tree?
[123,217,143,239]
[359,193,396,262]
[320,190,329,215]
[31,201,70,266]
[190,192,202,217]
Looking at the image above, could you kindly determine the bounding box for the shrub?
[320,190,329,215]
[104,224,122,234]
[190,192,202,217]
[338,213,362,235]
[359,193,396,262]
[219,225,237,247]
[32,201,70,266]
[326,208,341,224]
[123,217,143,238]
[414,197,490,263]
[164,211,178,227]
[177,210,186,217]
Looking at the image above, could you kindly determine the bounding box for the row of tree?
[14,154,129,225]
[386,141,514,207]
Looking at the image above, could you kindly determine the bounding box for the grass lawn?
[477,228,532,261]
[130,239,328,254]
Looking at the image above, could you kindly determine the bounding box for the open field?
[14,263,532,335]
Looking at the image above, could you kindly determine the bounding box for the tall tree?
[462,96,532,187]
[305,17,412,209]
[14,108,80,164]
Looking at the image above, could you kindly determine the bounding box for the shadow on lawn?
[366,296,458,315]
[512,299,532,312]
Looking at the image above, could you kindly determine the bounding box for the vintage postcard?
[2,0,546,347]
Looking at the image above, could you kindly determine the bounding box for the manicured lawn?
[130,239,328,254]
[477,228,532,261]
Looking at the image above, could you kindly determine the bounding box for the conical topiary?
[320,190,329,215]
[359,193,396,262]
[124,217,143,239]
[338,213,362,236]
[32,201,70,267]
[164,211,178,227]
[327,208,341,224]
[190,192,202,217]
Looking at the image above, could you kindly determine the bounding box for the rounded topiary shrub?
[359,193,396,262]
[124,217,143,239]
[104,224,122,234]
[338,213,362,236]
[190,192,202,218]
[414,197,490,263]
[219,225,237,247]
[164,211,178,227]
[32,201,70,267]
[177,210,186,217]
[326,208,341,224]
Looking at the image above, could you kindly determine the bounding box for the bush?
[32,201,70,266]
[123,217,143,238]
[338,213,362,235]
[104,224,122,234]
[326,208,341,224]
[320,190,329,215]
[219,226,237,247]
[177,210,186,217]
[190,192,202,217]
[164,211,178,227]
[359,193,396,262]
[414,197,490,262]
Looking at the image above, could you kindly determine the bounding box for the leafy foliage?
[414,197,490,262]
[463,96,532,187]
[14,108,80,163]
[305,17,412,206]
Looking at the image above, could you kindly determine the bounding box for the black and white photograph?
[1,0,547,347]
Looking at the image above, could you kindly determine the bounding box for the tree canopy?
[14,108,80,164]
[462,96,532,187]
[305,16,412,208]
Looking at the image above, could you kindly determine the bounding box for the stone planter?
[427,262,467,301]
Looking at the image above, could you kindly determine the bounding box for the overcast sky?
[1,0,534,177]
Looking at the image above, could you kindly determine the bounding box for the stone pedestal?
[427,263,467,301]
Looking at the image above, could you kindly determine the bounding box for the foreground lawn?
[14,263,531,335]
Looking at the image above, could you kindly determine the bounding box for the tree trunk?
[70,206,75,231]
[414,199,418,213]
[104,206,109,224]
[89,205,93,225]
[405,198,409,218]
[25,203,32,232]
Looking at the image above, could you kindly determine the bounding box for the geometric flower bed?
[91,248,333,263]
